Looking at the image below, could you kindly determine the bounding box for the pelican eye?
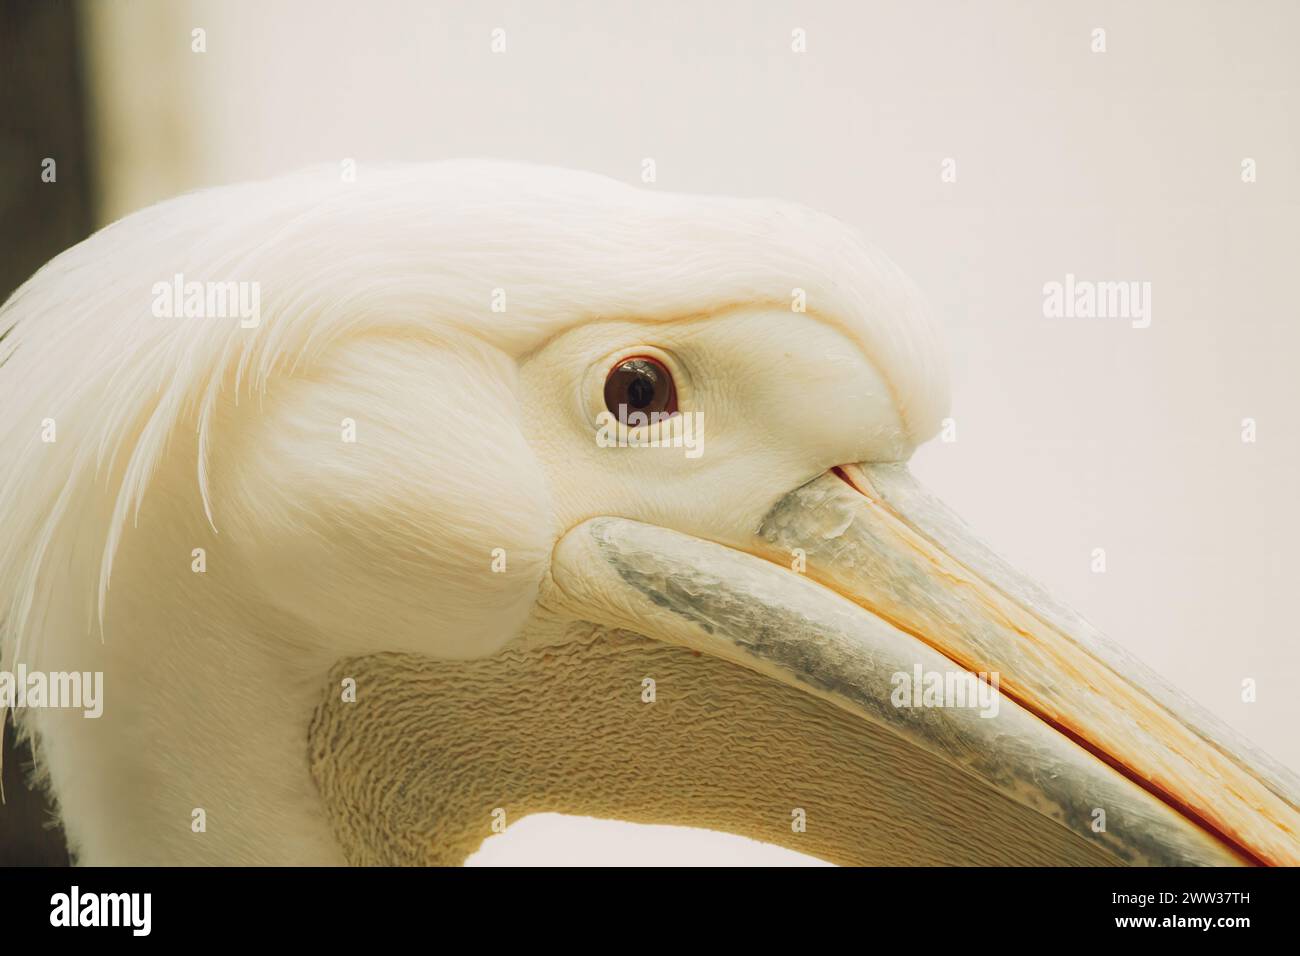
[603,356,678,423]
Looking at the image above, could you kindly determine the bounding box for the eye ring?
[603,354,678,424]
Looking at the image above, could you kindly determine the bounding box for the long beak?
[545,463,1300,866]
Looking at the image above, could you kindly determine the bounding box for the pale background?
[80,0,1299,865]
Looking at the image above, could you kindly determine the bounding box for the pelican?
[1,162,1296,867]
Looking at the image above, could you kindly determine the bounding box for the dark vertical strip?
[0,0,92,867]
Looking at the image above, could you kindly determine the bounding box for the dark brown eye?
[603,355,678,423]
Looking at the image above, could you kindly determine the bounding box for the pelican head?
[1,162,1296,866]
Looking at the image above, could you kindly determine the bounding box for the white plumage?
[2,162,1292,866]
